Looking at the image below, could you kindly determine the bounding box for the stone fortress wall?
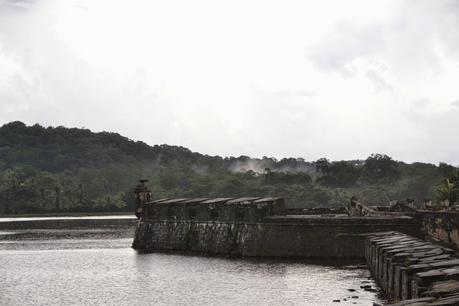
[132,181,420,258]
[349,198,459,252]
[132,180,459,305]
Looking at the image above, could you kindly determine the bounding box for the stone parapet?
[419,211,459,250]
[142,197,285,223]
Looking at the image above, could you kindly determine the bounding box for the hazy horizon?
[1,0,459,164]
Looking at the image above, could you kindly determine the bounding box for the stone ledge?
[366,232,459,305]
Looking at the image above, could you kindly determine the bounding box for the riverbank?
[0,214,136,230]
[0,211,133,218]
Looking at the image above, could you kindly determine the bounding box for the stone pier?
[366,232,459,305]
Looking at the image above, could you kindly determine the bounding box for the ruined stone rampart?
[349,200,459,252]
[142,197,285,222]
[132,217,420,258]
[132,197,421,258]
[420,211,459,251]
[366,232,459,305]
[285,207,347,215]
[349,199,418,218]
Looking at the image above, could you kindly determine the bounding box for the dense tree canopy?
[315,159,361,188]
[0,122,457,214]
[360,154,401,184]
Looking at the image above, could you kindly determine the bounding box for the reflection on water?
[0,221,384,306]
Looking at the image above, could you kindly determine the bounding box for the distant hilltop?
[0,121,316,173]
[0,121,457,214]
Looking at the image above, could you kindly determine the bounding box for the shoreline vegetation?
[0,121,458,215]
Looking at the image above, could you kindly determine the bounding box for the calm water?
[0,219,384,306]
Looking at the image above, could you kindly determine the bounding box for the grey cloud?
[1,0,35,11]
[411,98,430,109]
[421,0,459,60]
[308,1,459,77]
[366,69,393,92]
[404,104,459,165]
[0,6,173,138]
[308,22,384,76]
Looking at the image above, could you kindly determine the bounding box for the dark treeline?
[0,121,458,214]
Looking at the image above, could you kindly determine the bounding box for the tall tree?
[436,178,459,204]
[361,154,400,184]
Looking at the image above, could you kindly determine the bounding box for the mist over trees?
[0,121,457,214]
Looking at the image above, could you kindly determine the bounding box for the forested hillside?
[0,121,457,214]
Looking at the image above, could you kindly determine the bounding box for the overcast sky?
[1,0,458,164]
